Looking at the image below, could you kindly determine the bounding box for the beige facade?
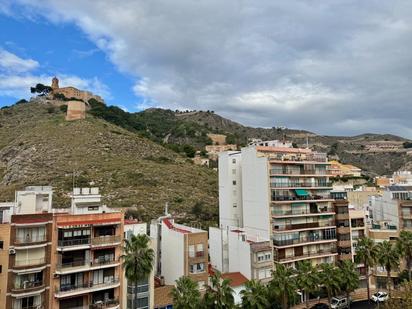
[65,100,87,121]
[0,224,11,307]
[207,133,227,145]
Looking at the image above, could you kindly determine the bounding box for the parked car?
[371,291,389,303]
[330,296,350,309]
[310,303,329,309]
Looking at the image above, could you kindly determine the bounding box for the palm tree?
[354,237,378,301]
[296,260,320,309]
[338,260,360,309]
[203,270,235,308]
[122,234,155,309]
[240,279,269,309]
[319,263,340,308]
[268,264,297,309]
[396,230,412,281]
[376,241,400,296]
[171,276,201,309]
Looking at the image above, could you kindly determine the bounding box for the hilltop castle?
[50,77,104,104]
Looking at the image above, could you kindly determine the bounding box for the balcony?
[337,240,352,248]
[15,235,47,246]
[57,257,119,274]
[337,226,350,234]
[272,195,333,203]
[336,213,349,220]
[338,253,352,261]
[272,207,335,218]
[271,182,333,189]
[273,235,337,247]
[92,235,121,247]
[57,238,91,250]
[90,298,119,309]
[270,169,329,176]
[12,304,44,309]
[55,277,120,298]
[273,221,335,232]
[11,281,44,294]
[14,257,46,268]
[276,248,337,262]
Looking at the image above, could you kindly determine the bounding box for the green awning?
[295,189,308,196]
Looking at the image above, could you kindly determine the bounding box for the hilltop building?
[50,77,104,104]
[329,160,362,177]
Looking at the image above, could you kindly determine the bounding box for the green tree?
[296,260,319,309]
[171,276,201,309]
[338,261,360,309]
[268,264,297,309]
[319,263,340,308]
[122,234,155,309]
[203,271,235,308]
[376,241,400,296]
[240,279,269,309]
[355,237,378,301]
[30,83,52,96]
[183,144,196,158]
[383,281,412,309]
[397,230,412,281]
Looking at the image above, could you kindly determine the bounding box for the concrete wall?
[228,232,252,279]
[160,222,184,285]
[241,147,271,239]
[66,100,86,121]
[209,227,224,272]
[219,152,243,229]
[369,192,400,227]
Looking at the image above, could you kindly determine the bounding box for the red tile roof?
[221,272,248,287]
[163,218,190,234]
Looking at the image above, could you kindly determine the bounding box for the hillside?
[0,102,218,226]
[135,109,412,176]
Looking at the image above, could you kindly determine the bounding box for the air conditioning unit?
[9,248,16,255]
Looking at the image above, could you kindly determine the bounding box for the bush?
[183,144,196,158]
[59,105,68,113]
[47,106,56,114]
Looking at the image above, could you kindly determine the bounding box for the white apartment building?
[209,227,273,283]
[150,217,208,286]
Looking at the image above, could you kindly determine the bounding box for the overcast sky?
[1,1,411,138]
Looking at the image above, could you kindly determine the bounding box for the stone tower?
[51,76,59,89]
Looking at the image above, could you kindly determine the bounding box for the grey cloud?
[7,0,412,137]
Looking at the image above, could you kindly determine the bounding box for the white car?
[371,291,389,303]
[330,297,349,309]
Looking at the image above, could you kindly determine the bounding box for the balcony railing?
[58,238,91,247]
[270,169,328,176]
[276,248,337,262]
[57,257,118,270]
[271,182,333,188]
[90,298,119,309]
[92,235,121,246]
[272,207,335,217]
[15,235,47,245]
[12,280,44,292]
[12,303,44,309]
[273,235,336,246]
[272,195,333,202]
[14,257,46,267]
[273,221,335,231]
[57,277,120,294]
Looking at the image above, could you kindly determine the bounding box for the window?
[233,203,237,208]
[232,158,236,164]
[258,268,271,279]
[232,169,236,175]
[190,263,205,274]
[83,229,91,236]
[73,230,82,237]
[232,180,236,185]
[63,231,72,238]
[189,245,195,258]
[0,265,2,273]
[0,240,3,249]
[88,206,99,211]
[196,243,204,253]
